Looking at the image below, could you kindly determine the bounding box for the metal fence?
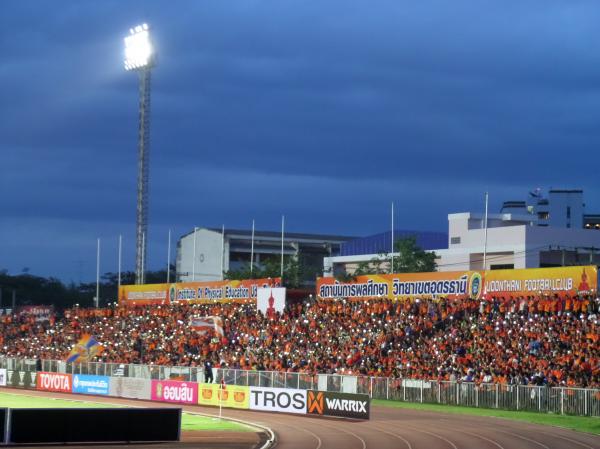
[2,357,599,417]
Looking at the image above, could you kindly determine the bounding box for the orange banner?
[118,283,169,305]
[317,271,480,300]
[119,278,281,305]
[172,278,281,303]
[482,265,597,299]
[317,266,597,301]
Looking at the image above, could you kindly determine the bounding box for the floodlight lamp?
[124,24,154,71]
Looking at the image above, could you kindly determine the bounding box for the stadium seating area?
[1,295,599,388]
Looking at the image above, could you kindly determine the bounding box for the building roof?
[340,230,448,256]
[180,227,354,243]
[548,189,583,194]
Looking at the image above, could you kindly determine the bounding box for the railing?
[2,357,599,417]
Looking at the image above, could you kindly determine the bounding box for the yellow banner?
[118,283,169,305]
[118,278,281,306]
[172,278,280,303]
[317,271,481,300]
[317,266,597,300]
[197,383,250,409]
[482,265,597,299]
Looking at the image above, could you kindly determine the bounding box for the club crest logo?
[469,272,483,299]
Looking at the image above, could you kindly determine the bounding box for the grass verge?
[372,399,600,435]
[0,391,251,432]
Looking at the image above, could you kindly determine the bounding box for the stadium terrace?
[2,292,599,389]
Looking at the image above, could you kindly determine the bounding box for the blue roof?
[340,230,448,256]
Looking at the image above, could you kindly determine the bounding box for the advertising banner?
[36,372,72,393]
[197,383,250,409]
[151,380,198,405]
[72,374,109,395]
[118,283,170,305]
[257,287,286,316]
[0,369,6,386]
[317,271,480,300]
[17,305,54,322]
[249,387,307,414]
[317,266,597,301]
[119,278,282,305]
[307,391,370,420]
[172,278,281,303]
[482,265,597,299]
[7,371,36,389]
[109,377,151,400]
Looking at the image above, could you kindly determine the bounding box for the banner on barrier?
[17,305,54,322]
[317,271,479,300]
[0,369,6,386]
[482,265,597,298]
[119,278,282,305]
[172,278,281,303]
[317,266,597,300]
[198,383,250,409]
[72,374,109,395]
[118,283,170,305]
[151,380,198,404]
[36,372,71,393]
[307,390,370,420]
[109,377,151,400]
[7,371,36,389]
[249,387,307,414]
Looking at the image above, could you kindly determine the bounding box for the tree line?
[0,237,434,310]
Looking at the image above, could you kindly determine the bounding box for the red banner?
[17,305,55,322]
[37,372,72,393]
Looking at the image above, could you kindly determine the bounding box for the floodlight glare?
[124,24,154,71]
[124,23,156,285]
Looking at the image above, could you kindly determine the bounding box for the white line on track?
[545,433,597,449]
[265,419,322,449]
[427,419,505,449]
[311,420,366,449]
[401,424,459,449]
[369,424,413,449]
[492,429,550,449]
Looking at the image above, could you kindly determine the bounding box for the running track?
[3,388,599,449]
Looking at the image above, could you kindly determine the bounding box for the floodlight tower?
[124,24,155,285]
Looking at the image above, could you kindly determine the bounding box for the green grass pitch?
[0,391,253,433]
[373,399,600,435]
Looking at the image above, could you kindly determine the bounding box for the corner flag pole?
[219,377,226,419]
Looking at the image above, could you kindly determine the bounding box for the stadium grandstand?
[2,291,599,389]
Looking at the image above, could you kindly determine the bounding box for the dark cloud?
[1,0,600,280]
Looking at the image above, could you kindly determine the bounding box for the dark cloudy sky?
[2,1,600,282]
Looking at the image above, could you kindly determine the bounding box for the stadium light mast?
[124,23,155,285]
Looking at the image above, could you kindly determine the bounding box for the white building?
[177,227,351,283]
[324,189,600,276]
[435,212,600,271]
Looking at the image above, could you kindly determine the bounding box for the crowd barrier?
[1,357,597,417]
[0,359,369,420]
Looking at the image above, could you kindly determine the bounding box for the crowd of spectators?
[1,294,599,388]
